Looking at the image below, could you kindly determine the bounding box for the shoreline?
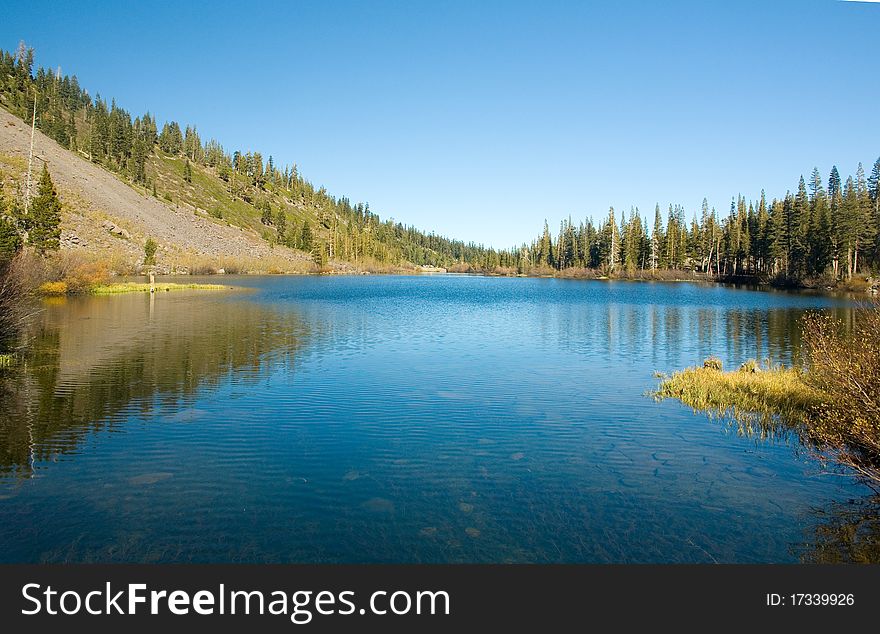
[146,266,876,294]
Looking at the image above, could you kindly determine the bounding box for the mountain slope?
[0,106,313,273]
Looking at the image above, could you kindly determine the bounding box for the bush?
[144,238,158,265]
[802,304,880,483]
[703,356,723,371]
[0,253,40,352]
[37,280,68,295]
[218,259,240,275]
[189,261,218,275]
[738,359,760,373]
[43,251,111,293]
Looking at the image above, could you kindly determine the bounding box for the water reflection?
[800,497,880,563]
[0,290,309,477]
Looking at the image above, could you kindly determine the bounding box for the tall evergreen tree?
[869,156,880,267]
[808,168,831,275]
[840,176,860,278]
[855,162,876,274]
[651,204,663,270]
[28,164,62,254]
[0,184,23,259]
[300,220,313,252]
[275,209,287,242]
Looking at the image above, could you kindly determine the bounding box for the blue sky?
[2,0,878,247]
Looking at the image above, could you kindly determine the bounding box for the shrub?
[43,251,111,293]
[738,359,760,373]
[144,238,158,265]
[0,253,37,351]
[37,280,68,295]
[189,261,217,275]
[703,356,723,371]
[802,304,880,483]
[218,259,240,275]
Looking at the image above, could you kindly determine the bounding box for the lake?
[0,275,872,563]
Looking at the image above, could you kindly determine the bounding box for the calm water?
[0,275,873,563]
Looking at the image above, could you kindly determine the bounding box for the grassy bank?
[37,280,232,295]
[654,360,822,445]
[93,282,231,294]
[654,305,880,485]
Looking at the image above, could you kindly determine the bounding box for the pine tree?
[0,184,22,259]
[131,137,148,183]
[300,220,313,252]
[829,166,843,277]
[275,209,287,243]
[789,176,809,276]
[260,201,273,226]
[808,168,831,275]
[840,177,860,278]
[28,163,62,253]
[607,207,619,271]
[651,204,663,271]
[869,156,880,267]
[537,220,552,267]
[0,216,22,260]
[768,198,787,275]
[158,121,183,154]
[143,238,157,265]
[869,157,880,211]
[855,162,876,274]
[755,191,769,273]
[313,240,328,267]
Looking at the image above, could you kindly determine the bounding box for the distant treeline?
[1,42,878,279]
[523,164,880,283]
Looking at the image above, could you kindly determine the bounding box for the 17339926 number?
[790,594,854,606]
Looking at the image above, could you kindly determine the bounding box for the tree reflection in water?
[800,497,880,563]
[0,289,311,478]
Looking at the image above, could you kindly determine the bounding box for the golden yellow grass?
[91,282,231,295]
[653,362,823,437]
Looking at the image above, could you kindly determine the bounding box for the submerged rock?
[361,497,395,514]
[128,472,173,486]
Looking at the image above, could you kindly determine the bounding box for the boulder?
[101,219,131,240]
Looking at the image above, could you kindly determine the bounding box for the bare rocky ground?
[0,107,312,273]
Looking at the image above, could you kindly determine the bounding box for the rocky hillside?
[0,106,313,273]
